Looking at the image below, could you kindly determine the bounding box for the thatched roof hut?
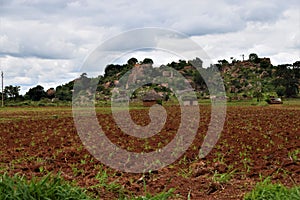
[142,90,162,106]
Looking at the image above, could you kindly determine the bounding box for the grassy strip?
[90,169,174,200]
[0,173,174,200]
[244,178,300,200]
[0,173,94,200]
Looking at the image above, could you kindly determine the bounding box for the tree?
[55,88,72,101]
[4,85,20,100]
[260,59,271,69]
[25,85,46,101]
[178,59,187,68]
[55,81,74,101]
[79,73,90,89]
[189,57,203,68]
[249,53,260,63]
[142,58,153,64]
[104,64,124,77]
[215,59,229,71]
[276,86,285,97]
[218,59,229,65]
[274,64,299,97]
[167,61,186,70]
[253,89,263,102]
[80,72,87,78]
[127,57,138,66]
[293,61,300,78]
[193,71,206,90]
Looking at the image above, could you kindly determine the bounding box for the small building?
[113,96,129,103]
[162,71,173,78]
[142,90,163,106]
[182,96,198,106]
[112,90,129,104]
[210,95,228,103]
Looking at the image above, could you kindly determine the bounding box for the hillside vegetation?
[2,54,300,105]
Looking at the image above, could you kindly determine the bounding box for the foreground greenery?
[244,178,300,200]
[0,173,174,200]
[0,173,93,200]
[1,172,300,200]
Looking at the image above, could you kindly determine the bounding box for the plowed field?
[0,104,299,199]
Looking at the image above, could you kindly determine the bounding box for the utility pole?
[1,71,3,107]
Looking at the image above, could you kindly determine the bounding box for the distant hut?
[142,90,163,106]
[162,71,173,78]
[182,96,198,106]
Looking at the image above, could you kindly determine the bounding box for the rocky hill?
[6,54,298,104]
[54,54,300,102]
[94,55,299,101]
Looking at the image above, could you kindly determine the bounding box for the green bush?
[244,178,300,200]
[37,102,46,106]
[0,173,95,200]
[156,99,162,105]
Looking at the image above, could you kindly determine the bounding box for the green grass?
[0,173,94,200]
[198,97,300,107]
[0,173,175,200]
[244,178,300,200]
[90,168,125,196]
[281,98,300,107]
[212,170,236,184]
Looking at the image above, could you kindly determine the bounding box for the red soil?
[0,105,299,199]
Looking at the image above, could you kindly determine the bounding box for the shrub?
[156,99,163,105]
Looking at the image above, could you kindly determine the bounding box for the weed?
[177,167,193,178]
[71,165,84,177]
[80,159,87,165]
[90,167,124,195]
[244,177,300,200]
[288,149,300,162]
[212,170,236,184]
[39,166,44,173]
[213,152,225,164]
[130,179,174,200]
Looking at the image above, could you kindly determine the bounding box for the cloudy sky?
[0,0,299,94]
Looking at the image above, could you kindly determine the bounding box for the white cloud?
[0,0,299,94]
[191,6,300,65]
[1,56,79,94]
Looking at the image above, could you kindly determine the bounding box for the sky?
[0,0,299,94]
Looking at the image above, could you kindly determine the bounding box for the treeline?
[0,80,75,104]
[1,53,299,105]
